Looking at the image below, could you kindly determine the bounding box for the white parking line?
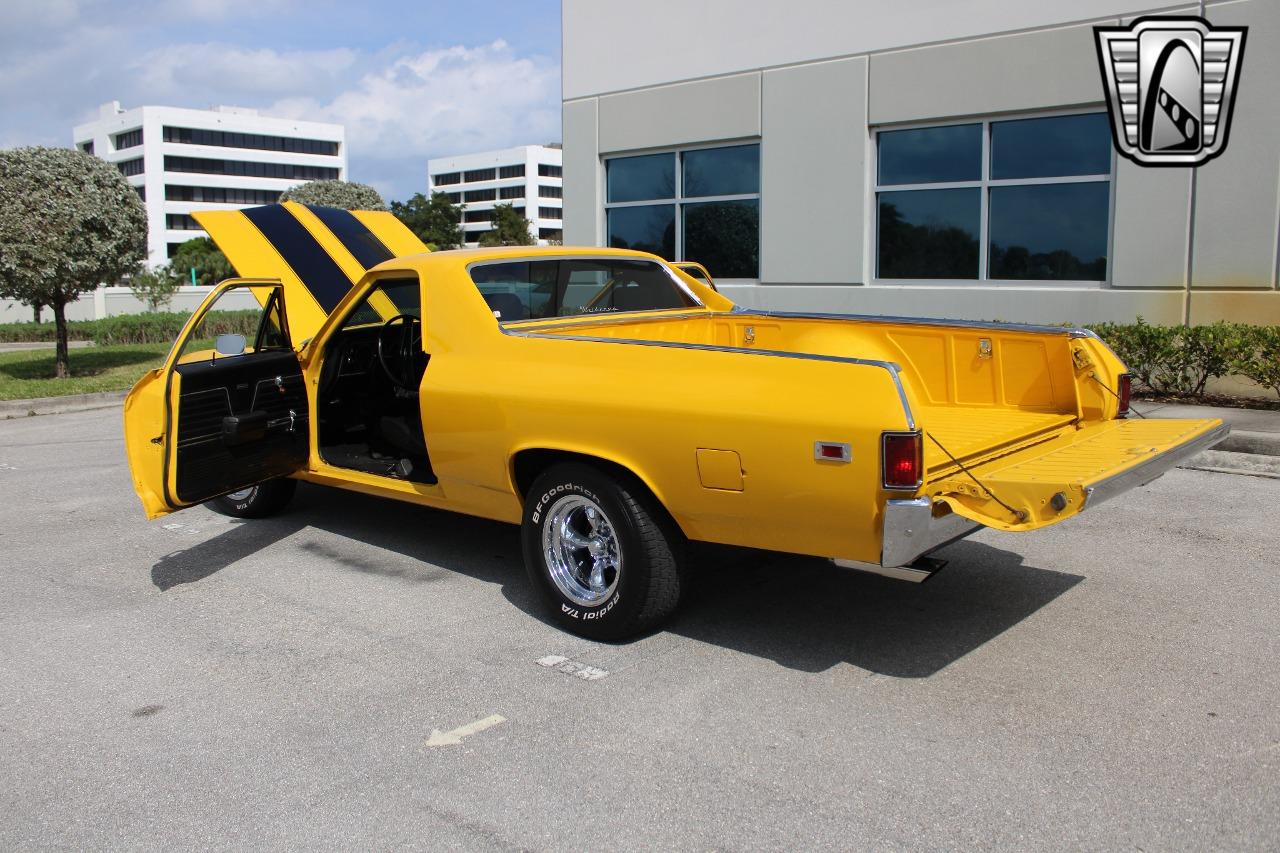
[424,714,506,747]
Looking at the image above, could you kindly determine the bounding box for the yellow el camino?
[124,203,1227,639]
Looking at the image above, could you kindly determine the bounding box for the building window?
[464,209,494,223]
[539,228,562,241]
[79,141,94,155]
[167,242,186,259]
[434,172,461,186]
[875,112,1112,282]
[538,206,561,219]
[162,126,339,156]
[604,143,760,278]
[538,184,563,199]
[499,185,524,200]
[499,164,525,179]
[464,168,496,182]
[135,185,146,202]
[115,128,144,150]
[163,156,339,180]
[166,213,203,231]
[165,185,282,205]
[464,229,488,242]
[538,163,562,178]
[464,188,496,203]
[117,158,144,177]
[445,191,462,203]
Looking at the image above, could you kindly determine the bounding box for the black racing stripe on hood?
[304,205,396,270]
[241,205,355,313]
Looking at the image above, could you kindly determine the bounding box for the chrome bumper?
[1083,422,1230,508]
[833,497,982,582]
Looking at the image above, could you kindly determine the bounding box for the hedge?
[0,310,260,347]
[1087,318,1279,399]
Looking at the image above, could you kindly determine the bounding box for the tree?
[389,191,463,250]
[0,146,147,378]
[128,264,181,311]
[279,180,385,210]
[478,203,534,247]
[170,237,235,287]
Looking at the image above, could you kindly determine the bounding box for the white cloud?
[129,44,358,102]
[269,40,560,200]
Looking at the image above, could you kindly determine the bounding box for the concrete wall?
[0,287,260,324]
[563,0,1280,326]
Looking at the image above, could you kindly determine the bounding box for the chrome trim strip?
[880,497,983,568]
[504,310,712,334]
[734,308,1095,338]
[1083,422,1230,508]
[501,326,917,430]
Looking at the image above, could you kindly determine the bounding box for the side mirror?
[214,333,247,356]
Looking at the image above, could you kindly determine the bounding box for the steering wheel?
[376,313,423,391]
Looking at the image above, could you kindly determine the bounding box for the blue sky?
[0,0,563,201]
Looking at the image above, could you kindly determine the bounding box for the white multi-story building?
[427,145,562,246]
[73,101,346,269]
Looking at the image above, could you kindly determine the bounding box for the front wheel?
[522,463,685,640]
[206,478,298,519]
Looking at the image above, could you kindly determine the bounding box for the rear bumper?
[880,497,983,568]
[1083,421,1230,508]
[833,498,982,582]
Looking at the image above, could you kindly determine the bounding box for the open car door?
[123,280,309,520]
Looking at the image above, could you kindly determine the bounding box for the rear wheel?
[207,478,298,519]
[522,463,685,640]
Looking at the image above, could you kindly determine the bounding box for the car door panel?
[169,349,308,505]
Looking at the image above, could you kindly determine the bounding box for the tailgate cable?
[926,432,1028,523]
[1089,372,1147,418]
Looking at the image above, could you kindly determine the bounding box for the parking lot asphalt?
[1,407,1277,850]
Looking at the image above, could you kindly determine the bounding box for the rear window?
[470,258,697,322]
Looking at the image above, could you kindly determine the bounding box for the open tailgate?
[925,418,1228,532]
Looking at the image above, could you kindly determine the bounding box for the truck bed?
[517,310,1091,467]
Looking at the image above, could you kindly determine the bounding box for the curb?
[0,390,126,419]
[1216,430,1280,457]
[1184,449,1280,479]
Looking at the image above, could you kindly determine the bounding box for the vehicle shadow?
[668,542,1084,677]
[150,483,1082,678]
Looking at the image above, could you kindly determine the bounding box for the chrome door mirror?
[214,333,247,356]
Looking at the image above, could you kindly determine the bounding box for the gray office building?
[561,0,1279,326]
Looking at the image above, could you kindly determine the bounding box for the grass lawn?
[0,343,171,401]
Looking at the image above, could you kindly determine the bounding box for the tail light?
[1117,373,1132,418]
[882,431,923,491]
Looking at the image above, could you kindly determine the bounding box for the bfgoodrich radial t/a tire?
[206,478,298,519]
[522,463,685,640]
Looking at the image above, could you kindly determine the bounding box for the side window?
[472,261,557,321]
[338,276,422,331]
[470,258,697,322]
[174,284,289,365]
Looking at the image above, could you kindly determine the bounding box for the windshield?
[470,258,697,322]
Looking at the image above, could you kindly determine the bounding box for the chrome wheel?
[225,487,255,502]
[541,494,622,607]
